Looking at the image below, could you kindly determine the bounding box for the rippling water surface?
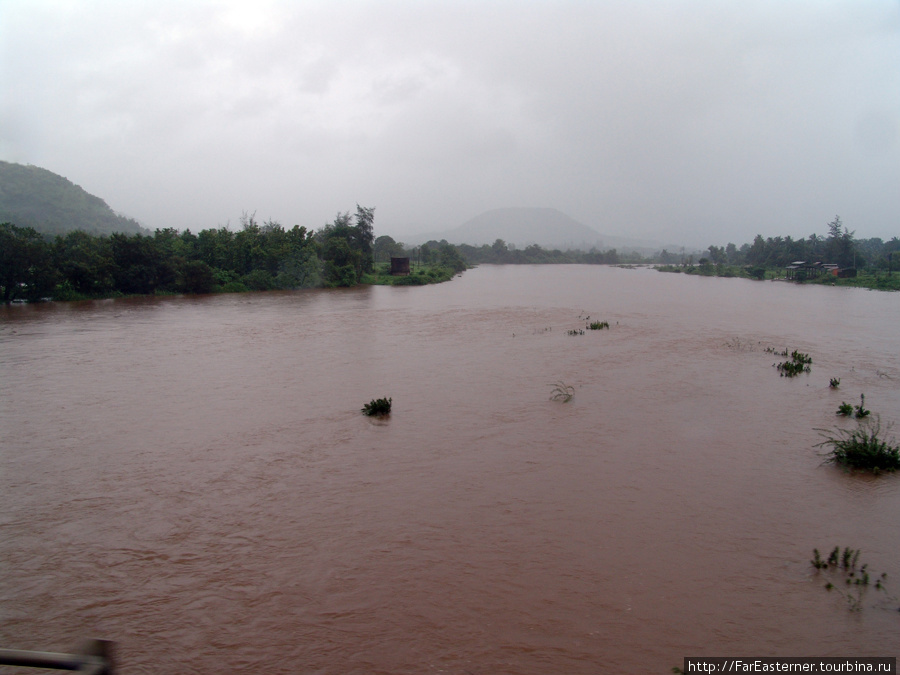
[1,265,898,673]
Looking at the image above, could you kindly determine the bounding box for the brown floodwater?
[1,265,898,674]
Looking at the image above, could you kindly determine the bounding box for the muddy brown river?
[2,265,898,673]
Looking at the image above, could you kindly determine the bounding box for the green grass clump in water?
[816,416,899,473]
[810,546,893,612]
[362,397,392,416]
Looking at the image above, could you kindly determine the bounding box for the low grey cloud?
[1,0,897,246]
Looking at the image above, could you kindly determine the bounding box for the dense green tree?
[176,259,216,294]
[354,205,376,274]
[707,245,726,264]
[196,227,232,270]
[437,241,467,273]
[316,207,376,285]
[658,249,676,264]
[241,268,277,291]
[374,235,405,263]
[179,229,199,258]
[320,235,359,287]
[274,225,319,288]
[52,230,114,296]
[725,243,740,264]
[153,227,193,260]
[1,222,55,302]
[807,233,822,259]
[746,234,767,266]
[490,238,508,262]
[824,215,857,268]
[232,214,263,275]
[109,233,173,294]
[419,243,435,264]
[581,248,619,264]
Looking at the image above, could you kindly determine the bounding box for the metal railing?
[0,639,114,674]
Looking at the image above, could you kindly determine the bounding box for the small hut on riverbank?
[785,261,839,280]
[390,257,410,276]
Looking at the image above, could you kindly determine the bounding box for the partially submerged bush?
[810,546,890,611]
[811,546,856,571]
[816,416,900,473]
[587,320,610,330]
[839,394,871,418]
[549,381,574,402]
[777,360,810,377]
[362,397,392,416]
[772,349,812,377]
[854,393,870,418]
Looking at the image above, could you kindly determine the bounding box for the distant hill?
[404,206,670,253]
[409,207,605,250]
[0,161,147,236]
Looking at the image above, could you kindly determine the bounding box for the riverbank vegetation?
[456,239,626,265]
[427,215,897,291]
[5,208,898,303]
[654,216,900,291]
[1,209,466,303]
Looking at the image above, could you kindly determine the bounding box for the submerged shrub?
[812,546,861,571]
[772,348,812,377]
[587,320,610,330]
[776,360,810,377]
[810,546,889,611]
[549,381,574,402]
[791,350,812,365]
[816,416,900,473]
[854,393,870,419]
[362,397,392,416]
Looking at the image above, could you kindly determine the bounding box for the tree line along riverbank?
[1,208,470,303]
[3,214,898,303]
[653,216,899,291]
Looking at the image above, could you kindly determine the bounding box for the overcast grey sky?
[1,0,898,246]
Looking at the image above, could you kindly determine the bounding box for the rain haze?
[1,0,898,247]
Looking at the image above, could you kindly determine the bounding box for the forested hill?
[0,161,147,236]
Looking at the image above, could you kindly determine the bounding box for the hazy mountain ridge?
[0,161,147,236]
[404,207,668,253]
